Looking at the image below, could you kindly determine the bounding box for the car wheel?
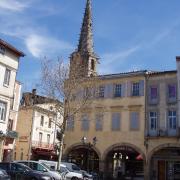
[71,177,79,180]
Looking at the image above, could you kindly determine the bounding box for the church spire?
[78,0,94,54]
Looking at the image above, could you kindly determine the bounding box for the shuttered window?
[130,112,139,130]
[95,114,103,131]
[81,114,89,131]
[111,113,120,131]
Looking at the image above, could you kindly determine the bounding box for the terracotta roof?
[0,39,25,57]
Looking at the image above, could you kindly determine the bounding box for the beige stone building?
[64,0,146,179]
[0,39,24,161]
[63,0,180,180]
[3,81,22,162]
[15,90,63,161]
[145,58,180,180]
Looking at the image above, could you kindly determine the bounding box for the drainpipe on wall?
[176,57,180,136]
[144,72,150,180]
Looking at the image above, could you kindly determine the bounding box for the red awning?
[136,154,143,160]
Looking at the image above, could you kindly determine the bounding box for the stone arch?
[64,142,101,159]
[102,142,146,161]
[148,143,180,162]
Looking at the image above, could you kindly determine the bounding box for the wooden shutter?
[127,81,132,97]
[81,114,89,131]
[139,80,144,96]
[130,112,139,130]
[95,114,103,131]
[104,84,113,98]
[121,83,126,97]
[112,113,120,131]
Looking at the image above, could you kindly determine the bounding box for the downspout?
[144,72,150,180]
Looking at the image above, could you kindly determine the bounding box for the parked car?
[15,160,62,180]
[60,162,93,180]
[0,162,52,180]
[0,168,10,180]
[59,163,84,180]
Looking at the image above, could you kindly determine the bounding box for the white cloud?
[99,45,140,74]
[25,34,73,58]
[0,0,29,12]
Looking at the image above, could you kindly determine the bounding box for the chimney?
[32,89,36,96]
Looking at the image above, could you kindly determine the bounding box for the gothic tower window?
[91,59,95,70]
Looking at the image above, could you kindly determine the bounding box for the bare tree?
[40,57,99,170]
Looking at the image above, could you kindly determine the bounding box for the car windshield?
[41,163,52,170]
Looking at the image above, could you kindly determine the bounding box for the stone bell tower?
[69,0,99,78]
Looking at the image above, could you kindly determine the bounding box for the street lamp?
[81,136,97,173]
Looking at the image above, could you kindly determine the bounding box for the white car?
[59,163,83,180]
[59,163,93,180]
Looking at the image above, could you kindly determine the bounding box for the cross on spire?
[78,0,94,55]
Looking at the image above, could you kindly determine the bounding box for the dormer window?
[0,46,5,55]
[91,59,95,70]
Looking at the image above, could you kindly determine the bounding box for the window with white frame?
[4,68,11,86]
[40,116,44,126]
[48,118,52,128]
[132,82,140,96]
[99,86,105,98]
[149,112,157,130]
[114,84,121,97]
[0,101,6,121]
[39,132,43,145]
[168,110,176,129]
[47,134,50,145]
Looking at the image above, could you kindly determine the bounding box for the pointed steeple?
[78,0,94,54]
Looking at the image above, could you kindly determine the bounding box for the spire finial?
[78,0,94,54]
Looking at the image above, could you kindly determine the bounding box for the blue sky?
[0,0,180,92]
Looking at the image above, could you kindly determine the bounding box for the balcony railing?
[32,141,54,150]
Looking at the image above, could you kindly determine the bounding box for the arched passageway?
[150,146,180,180]
[103,144,144,180]
[65,145,100,173]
